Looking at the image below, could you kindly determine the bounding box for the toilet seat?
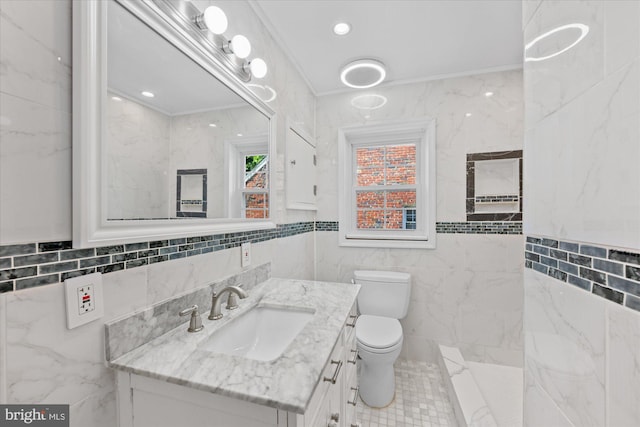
[356,314,403,351]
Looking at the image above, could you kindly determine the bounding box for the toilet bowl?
[353,270,411,408]
[356,314,404,407]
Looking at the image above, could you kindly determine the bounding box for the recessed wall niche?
[466,150,523,221]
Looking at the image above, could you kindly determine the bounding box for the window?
[225,136,269,219]
[338,119,436,248]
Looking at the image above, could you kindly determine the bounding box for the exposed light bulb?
[195,6,228,35]
[248,58,267,79]
[229,35,251,59]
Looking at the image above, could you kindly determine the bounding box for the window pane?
[356,147,385,186]
[386,190,416,209]
[244,193,268,219]
[386,144,416,184]
[357,210,385,229]
[385,210,405,229]
[356,191,385,209]
[245,155,268,189]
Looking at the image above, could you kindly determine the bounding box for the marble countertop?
[108,278,360,414]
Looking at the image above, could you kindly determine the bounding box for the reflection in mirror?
[106,0,270,221]
[176,169,207,218]
[466,150,523,221]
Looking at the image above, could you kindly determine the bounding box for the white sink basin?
[202,306,314,361]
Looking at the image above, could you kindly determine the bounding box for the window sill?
[338,235,436,249]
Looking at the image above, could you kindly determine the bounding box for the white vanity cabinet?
[114,303,359,427]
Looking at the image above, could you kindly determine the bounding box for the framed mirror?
[466,150,523,221]
[72,0,276,248]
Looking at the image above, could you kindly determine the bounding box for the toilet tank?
[354,270,411,319]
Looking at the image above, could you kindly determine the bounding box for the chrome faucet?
[209,286,248,320]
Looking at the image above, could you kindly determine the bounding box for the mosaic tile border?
[525,236,640,313]
[436,221,522,235]
[0,222,314,294]
[314,221,523,235]
[0,220,523,295]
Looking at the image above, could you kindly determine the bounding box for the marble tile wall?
[315,70,525,366]
[523,1,640,426]
[0,0,317,426]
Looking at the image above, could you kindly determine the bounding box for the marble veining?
[106,277,359,413]
[106,262,271,360]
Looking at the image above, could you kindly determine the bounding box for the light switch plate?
[64,272,104,329]
[241,242,251,267]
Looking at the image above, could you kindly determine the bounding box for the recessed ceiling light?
[141,91,155,98]
[333,22,351,36]
[237,133,243,137]
[208,123,217,127]
[111,96,122,102]
[340,59,386,89]
[484,91,494,97]
[465,112,473,117]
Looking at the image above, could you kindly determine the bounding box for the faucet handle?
[226,292,239,310]
[179,305,204,333]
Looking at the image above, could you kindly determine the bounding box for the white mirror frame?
[72,0,276,248]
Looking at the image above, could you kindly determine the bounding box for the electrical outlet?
[65,272,104,329]
[241,242,251,267]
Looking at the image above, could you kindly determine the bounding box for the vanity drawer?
[303,330,345,427]
[344,303,358,344]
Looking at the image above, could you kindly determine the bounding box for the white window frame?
[338,119,436,249]
[224,135,269,218]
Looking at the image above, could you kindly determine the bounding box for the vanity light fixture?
[333,22,351,36]
[194,5,228,34]
[141,91,155,98]
[525,23,589,62]
[340,59,387,89]
[189,3,267,82]
[223,34,251,59]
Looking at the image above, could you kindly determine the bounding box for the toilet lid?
[356,315,403,349]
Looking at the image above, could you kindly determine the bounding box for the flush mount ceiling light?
[525,23,589,62]
[194,6,228,34]
[351,94,388,110]
[340,59,387,89]
[333,22,351,36]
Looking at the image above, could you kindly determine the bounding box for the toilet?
[353,270,411,408]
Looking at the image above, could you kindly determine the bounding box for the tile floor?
[355,360,458,427]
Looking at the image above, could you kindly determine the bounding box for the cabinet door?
[285,123,317,210]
